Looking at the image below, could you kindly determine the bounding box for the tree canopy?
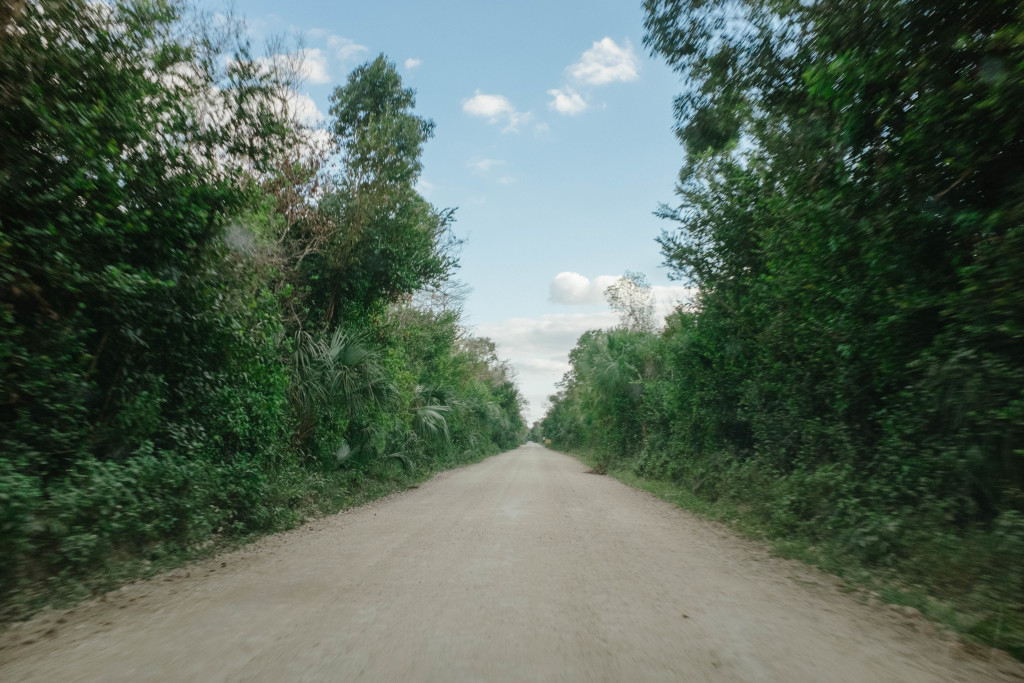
[0,1,525,609]
[541,0,1024,656]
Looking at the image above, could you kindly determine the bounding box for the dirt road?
[1,444,1020,682]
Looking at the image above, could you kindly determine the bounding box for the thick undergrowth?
[538,0,1024,659]
[0,1,525,618]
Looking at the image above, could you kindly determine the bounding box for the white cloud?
[467,158,505,172]
[246,50,329,86]
[328,36,368,61]
[547,87,588,115]
[280,92,333,157]
[297,48,330,85]
[404,57,422,69]
[462,91,532,133]
[477,278,696,424]
[284,92,325,127]
[240,14,282,42]
[569,37,640,85]
[416,177,436,197]
[652,285,697,318]
[502,111,533,134]
[476,312,619,423]
[466,160,516,184]
[550,272,619,306]
[463,92,513,119]
[518,358,571,373]
[534,122,551,135]
[550,271,695,314]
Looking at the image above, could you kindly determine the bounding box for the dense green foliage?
[541,0,1024,655]
[0,0,524,610]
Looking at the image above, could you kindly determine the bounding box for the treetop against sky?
[220,0,692,421]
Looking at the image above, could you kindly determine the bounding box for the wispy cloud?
[462,92,513,119]
[241,14,283,42]
[476,275,693,423]
[568,37,639,85]
[466,159,516,184]
[544,38,637,121]
[550,272,696,317]
[296,48,331,85]
[404,57,422,69]
[416,177,436,197]
[285,91,325,126]
[328,35,368,62]
[273,92,333,158]
[467,158,505,172]
[550,272,620,305]
[480,313,617,356]
[249,49,328,85]
[463,91,532,133]
[518,358,572,373]
[652,285,697,318]
[547,87,588,115]
[476,311,619,423]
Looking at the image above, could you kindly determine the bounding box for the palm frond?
[413,402,451,440]
[288,325,396,445]
[386,451,416,473]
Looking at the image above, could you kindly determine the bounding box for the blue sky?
[226,0,690,422]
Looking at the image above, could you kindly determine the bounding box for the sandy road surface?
[1,444,1021,682]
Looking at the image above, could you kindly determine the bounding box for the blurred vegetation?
[538,0,1024,657]
[0,0,525,615]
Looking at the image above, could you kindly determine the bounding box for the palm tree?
[289,326,395,445]
[411,384,452,442]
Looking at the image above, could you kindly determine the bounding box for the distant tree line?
[0,0,525,608]
[538,0,1023,656]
